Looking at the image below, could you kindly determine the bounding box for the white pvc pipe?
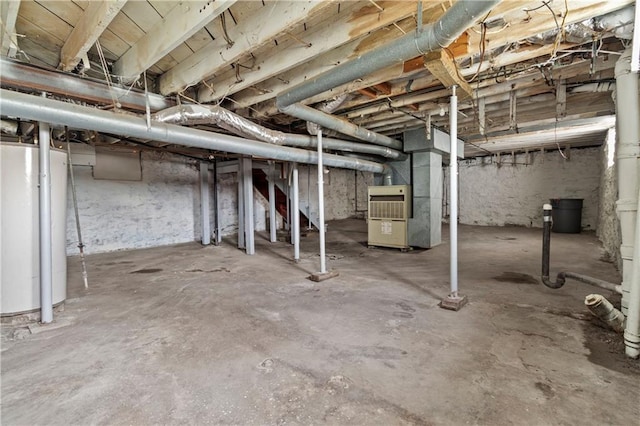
[39,120,53,323]
[449,85,458,297]
[268,161,277,243]
[318,130,327,274]
[632,0,640,73]
[293,162,300,262]
[625,183,640,358]
[200,162,210,245]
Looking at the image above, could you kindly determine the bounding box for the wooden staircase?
[252,168,310,229]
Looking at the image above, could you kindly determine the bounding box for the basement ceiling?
[0,0,633,158]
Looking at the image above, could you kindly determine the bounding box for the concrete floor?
[2,219,639,425]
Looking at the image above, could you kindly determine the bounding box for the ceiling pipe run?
[152,104,406,160]
[275,0,500,147]
[0,89,386,174]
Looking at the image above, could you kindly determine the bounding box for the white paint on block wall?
[65,151,269,255]
[449,147,602,230]
[65,152,369,255]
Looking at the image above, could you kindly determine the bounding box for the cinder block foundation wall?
[65,153,371,255]
[449,147,603,230]
[597,136,622,269]
[294,165,374,225]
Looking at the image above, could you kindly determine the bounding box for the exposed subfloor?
[2,220,639,425]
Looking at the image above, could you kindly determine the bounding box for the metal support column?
[440,85,467,311]
[242,157,255,255]
[292,162,300,262]
[200,161,211,245]
[317,131,327,274]
[268,161,277,243]
[213,158,220,245]
[237,159,245,249]
[39,119,53,323]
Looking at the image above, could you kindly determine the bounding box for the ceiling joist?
[59,0,127,71]
[0,0,20,57]
[197,1,448,105]
[113,0,237,82]
[159,0,336,95]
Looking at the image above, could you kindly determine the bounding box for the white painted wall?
[449,147,602,230]
[294,165,373,226]
[597,130,622,268]
[65,152,268,255]
[65,153,369,255]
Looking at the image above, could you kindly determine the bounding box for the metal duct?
[275,0,499,145]
[0,119,18,135]
[594,4,635,39]
[0,57,173,112]
[153,104,406,160]
[0,89,386,174]
[307,95,348,135]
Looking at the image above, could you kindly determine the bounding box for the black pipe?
[541,204,621,292]
[542,204,566,288]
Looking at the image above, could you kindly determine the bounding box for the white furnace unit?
[367,185,411,250]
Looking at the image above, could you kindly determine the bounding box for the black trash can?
[550,198,583,233]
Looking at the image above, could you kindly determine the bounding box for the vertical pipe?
[542,204,552,279]
[449,85,458,297]
[200,162,211,245]
[237,160,245,249]
[293,162,300,262]
[268,161,277,243]
[39,120,53,323]
[625,185,640,358]
[284,164,290,232]
[289,165,295,245]
[318,130,327,274]
[213,158,220,245]
[66,133,88,289]
[615,47,640,314]
[243,157,255,255]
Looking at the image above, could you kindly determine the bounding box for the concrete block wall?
[597,133,622,269]
[295,165,373,224]
[65,152,263,255]
[65,152,370,255]
[449,147,602,230]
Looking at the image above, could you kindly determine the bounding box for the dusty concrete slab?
[2,220,639,424]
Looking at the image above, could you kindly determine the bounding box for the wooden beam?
[159,1,335,95]
[59,0,127,71]
[357,87,378,99]
[403,56,425,73]
[113,0,236,82]
[198,1,448,104]
[424,49,473,99]
[373,82,392,95]
[556,79,567,119]
[0,0,20,57]
[402,32,468,73]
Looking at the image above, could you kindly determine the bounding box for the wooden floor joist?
[423,49,473,99]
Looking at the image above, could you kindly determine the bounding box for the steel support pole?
[200,162,211,245]
[213,158,221,245]
[285,163,290,232]
[318,130,327,274]
[237,160,245,249]
[293,162,300,262]
[449,85,459,296]
[268,161,277,243]
[242,157,255,255]
[39,120,53,323]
